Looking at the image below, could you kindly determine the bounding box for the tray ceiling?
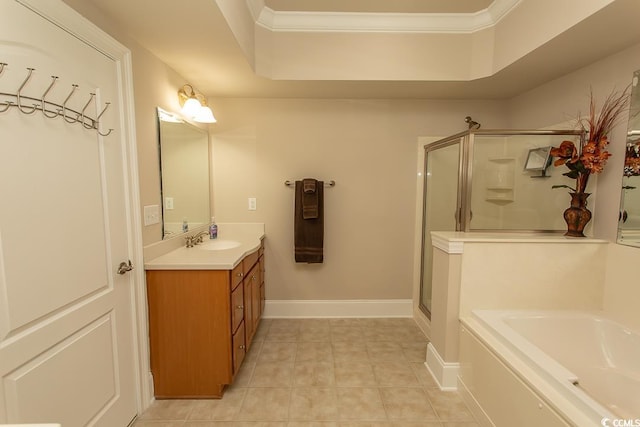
[66,0,640,99]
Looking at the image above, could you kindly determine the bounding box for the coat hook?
[94,102,110,124]
[41,76,59,118]
[16,68,38,114]
[80,93,96,129]
[1,62,113,136]
[60,84,79,123]
[94,102,111,135]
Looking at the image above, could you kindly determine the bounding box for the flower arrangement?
[550,88,630,193]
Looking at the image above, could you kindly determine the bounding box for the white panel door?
[0,1,137,426]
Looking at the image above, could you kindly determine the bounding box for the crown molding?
[249,0,521,33]
[246,0,265,21]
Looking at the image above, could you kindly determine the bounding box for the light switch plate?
[143,204,160,226]
[165,197,174,210]
[248,197,257,211]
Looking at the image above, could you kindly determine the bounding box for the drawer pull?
[236,305,244,309]
[236,272,244,277]
[239,344,246,349]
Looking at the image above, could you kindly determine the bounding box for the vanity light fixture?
[177,84,217,123]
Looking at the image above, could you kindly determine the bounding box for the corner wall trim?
[425,342,460,391]
[431,234,464,254]
[263,299,412,318]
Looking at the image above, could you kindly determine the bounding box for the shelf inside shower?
[486,191,514,203]
[485,158,515,202]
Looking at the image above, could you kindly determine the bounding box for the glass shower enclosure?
[419,129,585,318]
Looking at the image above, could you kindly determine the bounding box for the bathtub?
[464,310,640,426]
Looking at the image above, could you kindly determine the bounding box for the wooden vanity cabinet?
[146,242,264,399]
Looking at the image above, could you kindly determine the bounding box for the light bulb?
[181,97,201,118]
[194,106,217,123]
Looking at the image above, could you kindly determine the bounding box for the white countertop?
[144,223,265,270]
[431,231,608,254]
[431,231,608,243]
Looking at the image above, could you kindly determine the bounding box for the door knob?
[117,260,133,275]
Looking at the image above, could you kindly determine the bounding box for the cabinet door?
[147,270,232,398]
[250,266,261,333]
[259,255,265,318]
[243,249,259,277]
[232,321,246,375]
[243,270,254,347]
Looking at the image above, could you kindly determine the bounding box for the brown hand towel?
[295,179,324,263]
[302,178,318,219]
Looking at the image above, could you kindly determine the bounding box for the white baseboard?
[425,342,460,391]
[263,299,412,318]
[145,372,154,409]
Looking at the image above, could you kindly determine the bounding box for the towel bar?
[285,180,335,187]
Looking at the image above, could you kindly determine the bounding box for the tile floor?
[134,318,478,427]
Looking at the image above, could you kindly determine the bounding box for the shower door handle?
[455,208,472,228]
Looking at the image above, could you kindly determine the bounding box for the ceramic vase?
[563,192,591,237]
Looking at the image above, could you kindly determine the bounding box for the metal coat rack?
[0,62,113,136]
[284,180,336,187]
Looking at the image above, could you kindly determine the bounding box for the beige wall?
[62,0,640,304]
[63,0,202,245]
[210,99,507,300]
[507,42,640,240]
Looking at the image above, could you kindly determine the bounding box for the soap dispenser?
[209,217,218,239]
[182,218,188,233]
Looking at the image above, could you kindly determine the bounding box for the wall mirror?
[157,107,211,239]
[618,70,640,247]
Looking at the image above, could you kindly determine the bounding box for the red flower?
[582,141,597,154]
[550,140,578,167]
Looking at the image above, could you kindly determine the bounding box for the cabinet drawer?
[232,321,246,375]
[231,262,244,290]
[231,282,244,333]
[243,249,260,276]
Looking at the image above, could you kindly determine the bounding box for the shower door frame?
[418,132,470,319]
[418,129,585,319]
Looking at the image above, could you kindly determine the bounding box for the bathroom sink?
[197,240,242,250]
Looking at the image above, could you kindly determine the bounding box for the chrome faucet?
[185,231,209,248]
